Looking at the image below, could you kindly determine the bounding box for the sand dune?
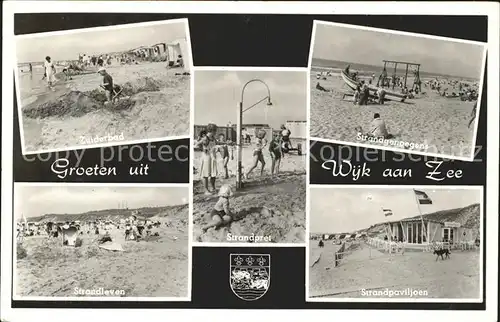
[20,62,190,152]
[310,74,478,159]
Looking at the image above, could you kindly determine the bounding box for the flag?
[414,190,433,204]
[382,208,393,217]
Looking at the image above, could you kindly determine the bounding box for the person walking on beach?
[43,56,57,91]
[244,129,268,179]
[196,123,219,195]
[28,63,33,74]
[98,67,114,104]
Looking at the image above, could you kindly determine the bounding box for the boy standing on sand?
[98,67,115,104]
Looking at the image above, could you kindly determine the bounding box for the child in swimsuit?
[269,132,282,176]
[244,129,267,179]
[218,133,233,179]
[202,184,233,232]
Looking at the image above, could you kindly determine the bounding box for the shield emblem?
[230,254,270,301]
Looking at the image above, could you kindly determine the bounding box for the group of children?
[196,124,293,232]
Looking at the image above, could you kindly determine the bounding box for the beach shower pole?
[236,79,272,190]
[236,102,243,189]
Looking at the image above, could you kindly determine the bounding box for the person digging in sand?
[269,132,282,176]
[97,67,115,104]
[196,123,219,195]
[244,129,268,179]
[217,133,233,179]
[202,184,233,232]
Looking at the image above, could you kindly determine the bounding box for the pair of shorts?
[253,150,265,163]
[211,209,227,220]
[270,151,281,159]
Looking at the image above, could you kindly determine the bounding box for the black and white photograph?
[14,19,192,154]
[309,21,487,161]
[191,68,307,244]
[13,183,190,300]
[308,186,482,301]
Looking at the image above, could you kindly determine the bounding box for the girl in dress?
[197,123,219,195]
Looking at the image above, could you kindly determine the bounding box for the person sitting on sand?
[369,113,389,138]
[202,184,233,232]
[196,124,218,195]
[269,132,282,176]
[177,55,184,68]
[217,133,233,179]
[244,129,268,179]
[316,82,329,92]
[97,67,115,104]
[44,56,57,91]
[97,56,104,67]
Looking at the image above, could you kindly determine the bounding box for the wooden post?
[404,64,409,88]
[393,63,397,90]
[236,102,243,189]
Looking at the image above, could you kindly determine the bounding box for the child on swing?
[202,184,233,232]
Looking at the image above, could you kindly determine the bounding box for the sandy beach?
[309,240,480,299]
[16,207,189,298]
[193,140,306,243]
[19,62,190,152]
[310,70,479,159]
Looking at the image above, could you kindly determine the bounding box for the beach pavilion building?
[383,206,479,250]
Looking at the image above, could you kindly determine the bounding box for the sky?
[14,185,189,219]
[16,20,187,63]
[310,188,481,234]
[312,23,486,79]
[194,70,307,127]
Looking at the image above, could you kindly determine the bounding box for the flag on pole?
[382,208,393,217]
[414,190,432,204]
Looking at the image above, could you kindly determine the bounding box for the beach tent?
[167,38,191,71]
[62,226,78,246]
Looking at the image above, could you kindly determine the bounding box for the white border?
[307,20,488,162]
[305,184,484,303]
[191,66,308,247]
[11,182,192,302]
[1,2,498,322]
[13,18,193,156]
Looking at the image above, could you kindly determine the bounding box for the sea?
[311,58,476,81]
[16,62,74,107]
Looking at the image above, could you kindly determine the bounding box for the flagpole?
[412,189,428,245]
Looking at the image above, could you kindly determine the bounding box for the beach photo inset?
[309,21,487,161]
[308,186,482,301]
[14,183,190,300]
[14,19,192,154]
[192,68,307,244]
